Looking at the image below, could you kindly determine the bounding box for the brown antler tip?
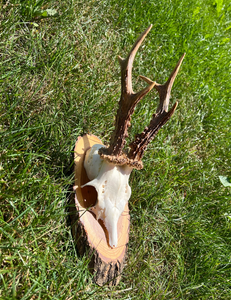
[175,53,186,74]
[147,24,153,31]
[169,101,178,119]
[139,75,156,86]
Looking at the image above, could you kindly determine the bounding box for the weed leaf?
[35,8,57,18]
[219,176,231,187]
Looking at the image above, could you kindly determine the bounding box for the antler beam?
[99,25,155,165]
[128,53,185,165]
[99,25,185,169]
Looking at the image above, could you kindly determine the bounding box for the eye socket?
[80,153,98,208]
[81,185,97,209]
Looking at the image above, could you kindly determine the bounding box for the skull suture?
[82,144,132,248]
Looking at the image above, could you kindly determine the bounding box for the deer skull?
[82,25,185,248]
[82,144,132,248]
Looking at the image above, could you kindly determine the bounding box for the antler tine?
[128,53,185,166]
[118,24,153,95]
[155,53,185,113]
[99,25,155,164]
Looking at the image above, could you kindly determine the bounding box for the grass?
[1,0,231,298]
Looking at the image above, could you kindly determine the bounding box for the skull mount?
[71,25,185,286]
[80,25,185,248]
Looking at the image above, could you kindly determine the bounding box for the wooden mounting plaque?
[69,134,130,286]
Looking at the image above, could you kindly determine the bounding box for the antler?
[99,25,155,164]
[128,53,185,168]
[99,25,185,169]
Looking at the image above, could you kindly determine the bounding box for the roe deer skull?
[82,24,185,248]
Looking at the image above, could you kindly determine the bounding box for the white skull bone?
[82,144,132,248]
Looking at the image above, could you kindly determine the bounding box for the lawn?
[1,0,231,299]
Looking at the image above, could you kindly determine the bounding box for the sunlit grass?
[1,0,231,299]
